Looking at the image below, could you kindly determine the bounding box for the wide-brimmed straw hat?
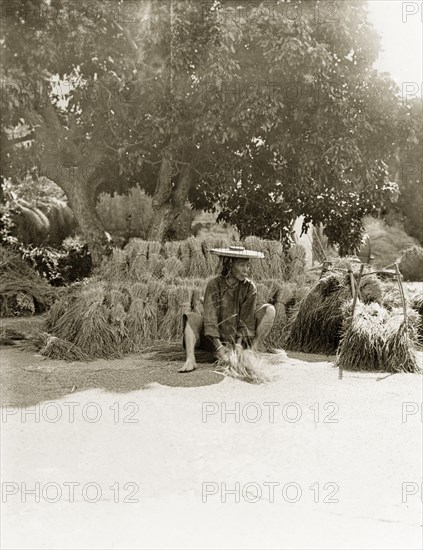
[209,245,264,259]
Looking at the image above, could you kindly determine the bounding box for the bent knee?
[263,304,276,318]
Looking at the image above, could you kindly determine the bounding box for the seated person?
[179,246,276,373]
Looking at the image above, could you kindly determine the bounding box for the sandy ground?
[1,339,422,550]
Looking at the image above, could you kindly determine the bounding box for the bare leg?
[179,322,198,372]
[252,305,276,351]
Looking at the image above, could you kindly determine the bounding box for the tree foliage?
[1,0,415,258]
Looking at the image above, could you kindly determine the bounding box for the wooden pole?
[351,264,364,317]
[394,263,408,329]
[339,263,363,380]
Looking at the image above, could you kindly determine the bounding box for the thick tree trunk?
[32,103,112,266]
[66,180,112,266]
[148,158,193,241]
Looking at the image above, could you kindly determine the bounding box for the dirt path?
[1,343,422,549]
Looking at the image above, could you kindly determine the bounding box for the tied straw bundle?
[216,347,271,384]
[336,263,421,375]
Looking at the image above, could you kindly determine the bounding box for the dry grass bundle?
[267,301,288,349]
[72,300,123,359]
[284,269,383,354]
[288,244,307,282]
[186,236,208,277]
[381,281,403,310]
[162,257,184,279]
[124,239,149,257]
[0,247,57,316]
[243,238,286,281]
[163,241,181,259]
[216,347,271,384]
[148,241,162,257]
[258,279,283,304]
[335,302,420,373]
[201,240,219,273]
[128,254,149,280]
[178,240,192,276]
[44,280,123,359]
[104,288,131,312]
[99,249,128,281]
[147,253,166,278]
[410,295,423,344]
[35,331,91,362]
[261,241,287,279]
[125,297,150,350]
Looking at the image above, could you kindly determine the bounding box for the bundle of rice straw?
[147,241,162,258]
[163,241,181,260]
[216,347,271,384]
[35,331,91,362]
[45,280,124,359]
[410,295,423,345]
[147,253,166,278]
[284,268,383,354]
[335,302,421,373]
[128,282,159,341]
[288,244,307,283]
[267,301,288,349]
[0,248,57,316]
[124,239,149,258]
[187,236,208,278]
[99,248,129,281]
[162,257,184,279]
[201,240,219,273]
[128,253,149,281]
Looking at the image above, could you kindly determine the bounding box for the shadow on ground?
[0,344,224,407]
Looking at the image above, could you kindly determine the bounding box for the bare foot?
[178,359,197,373]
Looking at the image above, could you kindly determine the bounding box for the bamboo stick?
[394,263,408,330]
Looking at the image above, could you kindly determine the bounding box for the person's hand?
[235,342,243,353]
[215,345,227,361]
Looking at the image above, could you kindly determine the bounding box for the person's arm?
[238,281,257,341]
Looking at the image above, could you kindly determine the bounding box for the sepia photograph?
[0,1,422,548]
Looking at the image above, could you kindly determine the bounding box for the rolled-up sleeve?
[238,281,257,339]
[203,279,221,338]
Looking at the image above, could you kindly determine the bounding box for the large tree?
[190,0,407,253]
[1,0,410,260]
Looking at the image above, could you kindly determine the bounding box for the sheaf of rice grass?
[216,347,271,384]
[187,236,209,278]
[128,254,149,281]
[284,269,383,354]
[335,302,421,373]
[410,295,423,344]
[163,241,181,261]
[162,257,185,279]
[35,331,91,362]
[147,253,166,278]
[147,241,162,258]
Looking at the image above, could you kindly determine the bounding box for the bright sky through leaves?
[367,0,422,86]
